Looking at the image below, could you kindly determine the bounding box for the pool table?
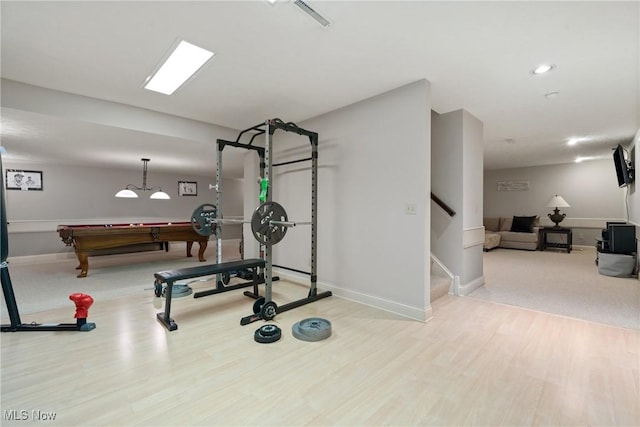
[57,222,209,278]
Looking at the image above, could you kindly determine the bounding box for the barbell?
[191,201,310,245]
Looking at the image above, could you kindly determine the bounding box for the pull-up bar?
[273,157,313,167]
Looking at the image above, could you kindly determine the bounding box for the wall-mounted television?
[613,144,634,187]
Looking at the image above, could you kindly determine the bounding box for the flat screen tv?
[613,144,634,187]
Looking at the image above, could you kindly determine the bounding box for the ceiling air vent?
[293,0,331,28]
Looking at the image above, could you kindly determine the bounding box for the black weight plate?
[251,201,288,245]
[260,301,278,321]
[222,271,231,285]
[254,325,281,344]
[258,324,280,337]
[191,204,218,237]
[252,297,265,314]
[292,318,332,342]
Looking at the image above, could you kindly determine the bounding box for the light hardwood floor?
[1,279,639,426]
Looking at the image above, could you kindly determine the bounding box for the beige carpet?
[471,246,639,330]
[0,241,241,319]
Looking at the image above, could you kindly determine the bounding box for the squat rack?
[216,118,330,324]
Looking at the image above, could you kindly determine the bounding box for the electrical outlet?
[405,203,417,215]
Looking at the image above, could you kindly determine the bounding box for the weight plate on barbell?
[292,318,332,342]
[251,201,288,245]
[191,203,218,237]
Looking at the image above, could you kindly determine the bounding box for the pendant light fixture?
[115,158,170,199]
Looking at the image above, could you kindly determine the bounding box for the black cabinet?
[598,223,636,254]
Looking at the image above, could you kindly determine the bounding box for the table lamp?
[546,195,570,228]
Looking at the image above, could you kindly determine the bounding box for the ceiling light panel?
[144,41,214,95]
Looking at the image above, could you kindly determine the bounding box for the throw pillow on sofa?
[510,215,538,233]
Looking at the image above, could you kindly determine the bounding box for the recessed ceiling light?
[144,40,215,95]
[575,156,594,163]
[531,64,555,75]
[568,137,587,146]
[544,91,560,99]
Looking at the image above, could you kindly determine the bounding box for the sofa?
[484,216,540,251]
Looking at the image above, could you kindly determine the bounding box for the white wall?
[461,111,484,289]
[484,159,627,245]
[260,80,432,320]
[431,111,463,277]
[3,161,243,256]
[431,109,484,294]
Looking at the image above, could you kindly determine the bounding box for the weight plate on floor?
[251,201,288,245]
[191,204,218,236]
[162,284,193,298]
[252,297,265,314]
[254,324,281,344]
[260,301,278,320]
[292,318,332,342]
[258,324,280,337]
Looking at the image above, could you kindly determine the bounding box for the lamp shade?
[150,190,171,200]
[115,189,138,198]
[546,195,570,208]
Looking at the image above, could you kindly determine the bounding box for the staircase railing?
[430,192,456,217]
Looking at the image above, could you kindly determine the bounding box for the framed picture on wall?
[178,181,197,196]
[5,170,43,191]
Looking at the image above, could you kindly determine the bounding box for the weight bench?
[155,258,266,331]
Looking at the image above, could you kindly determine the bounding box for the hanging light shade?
[115,189,138,198]
[115,158,170,200]
[150,190,171,200]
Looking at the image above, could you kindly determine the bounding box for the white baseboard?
[274,269,433,323]
[458,275,485,296]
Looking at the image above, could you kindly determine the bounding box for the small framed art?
[6,170,43,191]
[178,181,197,196]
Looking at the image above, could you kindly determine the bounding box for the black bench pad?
[155,258,265,283]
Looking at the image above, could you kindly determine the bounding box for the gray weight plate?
[162,284,193,298]
[292,318,332,342]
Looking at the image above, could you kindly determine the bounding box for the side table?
[540,227,572,253]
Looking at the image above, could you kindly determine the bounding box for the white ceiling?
[1,1,638,178]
